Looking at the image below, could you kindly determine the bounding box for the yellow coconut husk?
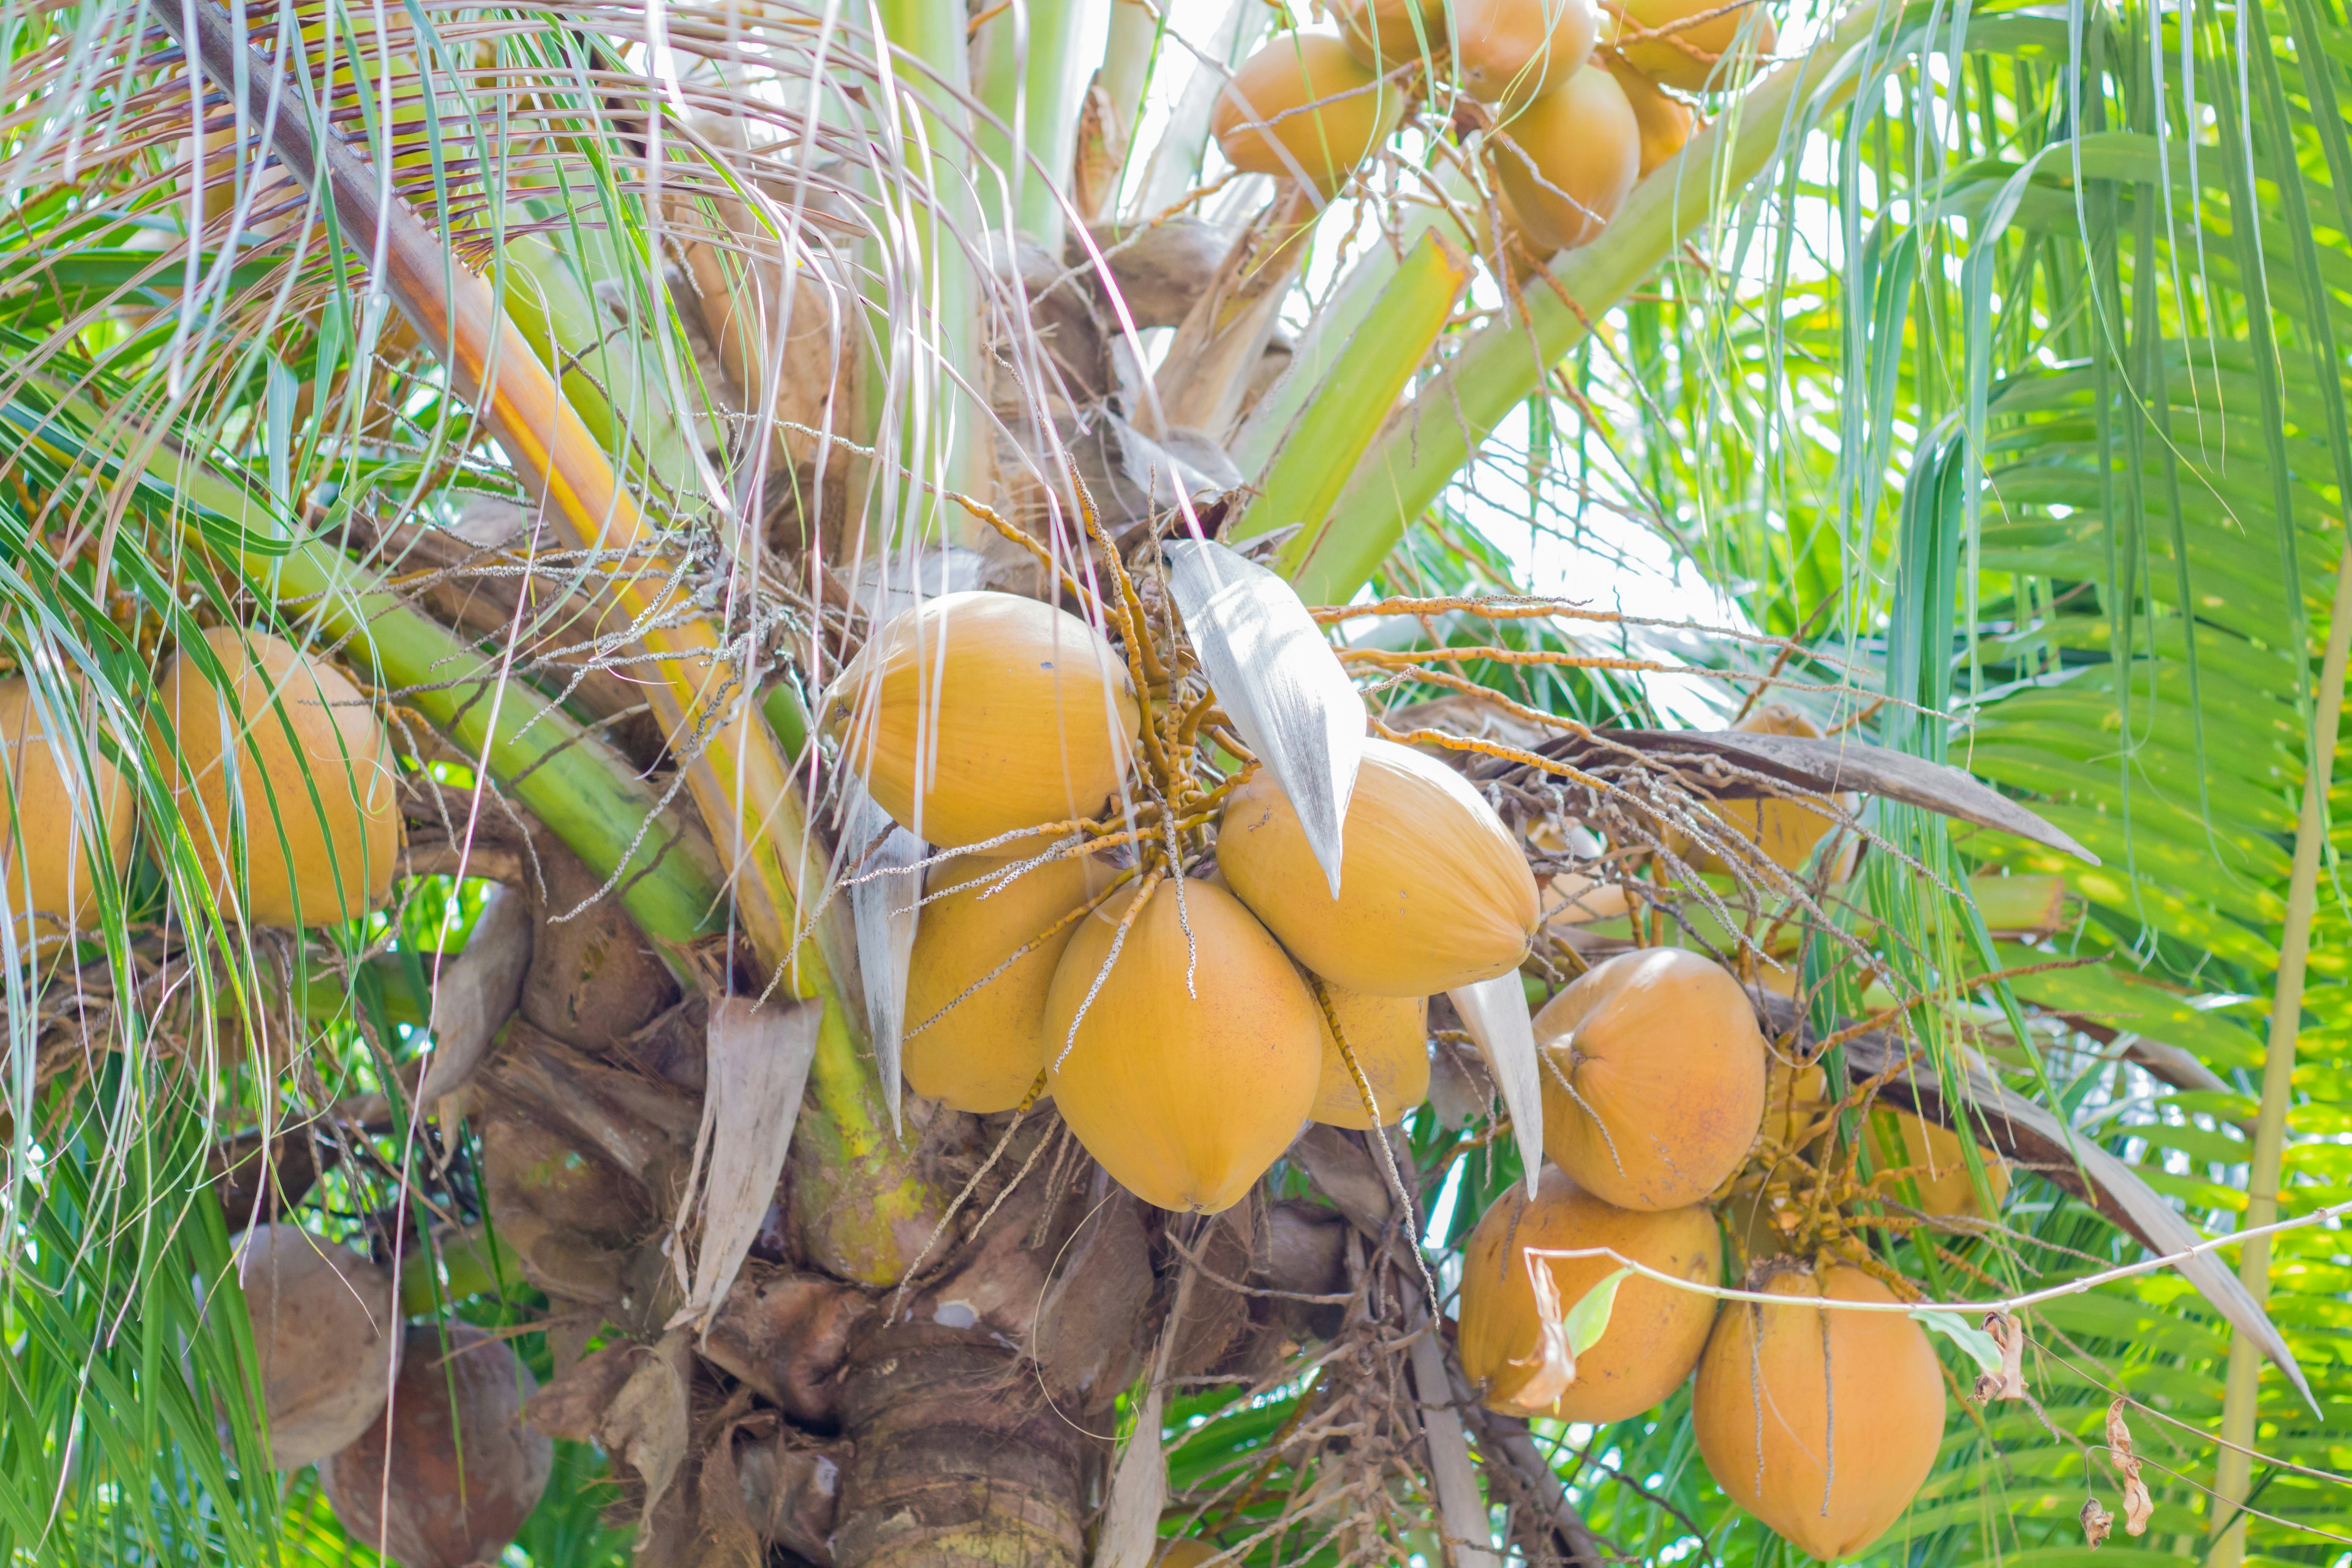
[1045,879,1321,1213]
[903,850,1116,1113]
[1694,1261,1943,1559]
[1876,1108,2010,1221]
[1460,1166,1720,1422]
[1218,737,1539,997]
[1309,987,1430,1129]
[820,592,1140,850]
[226,1224,399,1468]
[1536,948,1766,1210]
[150,628,402,928]
[1491,64,1642,254]
[1599,53,1695,175]
[1610,0,1776,91]
[1684,704,1858,875]
[0,677,136,950]
[1339,0,1449,65]
[1453,0,1600,104]
[1211,33,1404,195]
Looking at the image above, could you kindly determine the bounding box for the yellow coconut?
[1218,737,1539,997]
[1688,704,1856,875]
[151,628,401,928]
[1611,0,1777,91]
[1877,1109,2010,1221]
[1045,879,1322,1213]
[1600,53,1695,175]
[1536,948,1766,1210]
[1338,0,1449,65]
[1310,987,1430,1129]
[1454,0,1600,104]
[820,592,1140,850]
[1212,33,1404,194]
[1694,1261,1943,1559]
[903,850,1115,1113]
[1460,1166,1720,1422]
[0,677,136,949]
[1491,65,1642,254]
[1758,1057,1830,1156]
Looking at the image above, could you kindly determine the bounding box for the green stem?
[971,0,1098,249]
[2207,543,2352,1566]
[1229,231,1472,568]
[1301,0,1890,604]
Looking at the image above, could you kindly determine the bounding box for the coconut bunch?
[1203,0,1774,269]
[1456,947,1956,1561]
[817,576,1539,1216]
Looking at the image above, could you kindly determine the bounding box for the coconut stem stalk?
[2209,544,2352,1562]
[971,0,1099,249]
[158,0,936,1275]
[1300,0,1891,605]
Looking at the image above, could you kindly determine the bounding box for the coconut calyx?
[224,1224,400,1469]
[1044,878,1322,1214]
[903,848,1120,1113]
[820,590,1140,851]
[321,1322,553,1568]
[1216,737,1539,998]
[150,627,403,929]
[1211,33,1405,195]
[1458,1166,1720,1423]
[1693,1260,1944,1559]
[1535,948,1767,1210]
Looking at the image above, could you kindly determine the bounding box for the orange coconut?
[1879,1109,2010,1221]
[151,628,401,927]
[1536,948,1766,1210]
[0,677,136,949]
[1491,64,1642,253]
[1687,704,1856,875]
[820,592,1140,849]
[1694,1261,1944,1559]
[1611,0,1777,91]
[1460,1166,1720,1422]
[1601,53,1695,174]
[1045,880,1321,1213]
[1218,737,1539,997]
[1338,0,1448,64]
[1309,987,1430,1129]
[1212,33,1403,194]
[903,850,1115,1113]
[1454,0,1600,104]
[227,1224,399,1468]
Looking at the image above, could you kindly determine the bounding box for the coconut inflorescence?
[903,849,1115,1113]
[1308,987,1430,1129]
[0,677,135,949]
[225,1224,399,1469]
[1045,878,1322,1214]
[1536,948,1766,1210]
[820,591,1140,850]
[322,1322,552,1568]
[1218,737,1539,997]
[1694,1261,1945,1559]
[151,628,402,927]
[1212,32,1404,194]
[1460,1166,1719,1422]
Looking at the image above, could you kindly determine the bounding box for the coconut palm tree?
[2,0,2348,1561]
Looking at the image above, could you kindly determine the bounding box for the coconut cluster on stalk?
[1201,0,1777,270]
